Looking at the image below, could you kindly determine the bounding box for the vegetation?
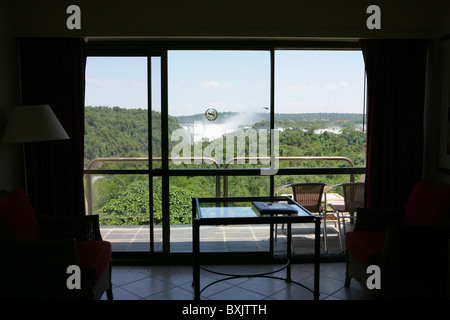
[84,106,179,167]
[96,179,195,225]
[176,111,364,130]
[85,106,366,225]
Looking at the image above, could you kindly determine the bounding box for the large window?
[274,50,366,189]
[84,56,151,251]
[83,43,366,259]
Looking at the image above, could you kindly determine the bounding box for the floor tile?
[236,277,289,296]
[269,281,315,300]
[107,262,369,300]
[145,286,194,300]
[120,277,174,299]
[111,266,150,286]
[109,286,143,300]
[207,285,267,300]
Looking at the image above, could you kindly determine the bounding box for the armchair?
[326,182,365,252]
[344,180,450,299]
[0,189,113,299]
[275,182,331,251]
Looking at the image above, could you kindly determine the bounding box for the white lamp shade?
[1,105,70,143]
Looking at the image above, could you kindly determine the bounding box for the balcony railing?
[84,156,360,215]
[223,156,355,197]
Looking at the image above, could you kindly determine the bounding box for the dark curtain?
[361,39,428,208]
[19,38,86,216]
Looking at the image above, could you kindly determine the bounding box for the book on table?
[252,201,298,215]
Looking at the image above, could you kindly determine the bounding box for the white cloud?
[282,84,315,92]
[130,80,147,89]
[169,80,185,89]
[86,77,146,89]
[325,81,349,90]
[353,81,364,89]
[86,77,122,87]
[200,80,232,89]
[276,102,330,113]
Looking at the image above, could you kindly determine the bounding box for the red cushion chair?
[0,189,113,300]
[344,180,450,299]
[0,188,40,240]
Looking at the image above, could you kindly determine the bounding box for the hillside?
[84,106,366,224]
[85,106,366,167]
[176,112,364,130]
[84,106,180,166]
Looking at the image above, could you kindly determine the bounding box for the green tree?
[85,107,367,225]
[98,179,196,225]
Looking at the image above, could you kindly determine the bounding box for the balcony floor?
[100,221,351,255]
[100,222,368,301]
[105,261,369,301]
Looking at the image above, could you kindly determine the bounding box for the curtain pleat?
[19,38,86,216]
[361,39,428,208]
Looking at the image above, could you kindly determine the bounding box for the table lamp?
[1,104,70,193]
[1,104,70,143]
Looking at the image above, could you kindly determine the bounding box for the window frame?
[84,39,366,263]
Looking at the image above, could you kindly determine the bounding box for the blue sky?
[85,50,365,116]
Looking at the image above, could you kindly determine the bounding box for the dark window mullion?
[269,49,275,254]
[161,51,170,253]
[147,53,154,253]
[270,49,275,197]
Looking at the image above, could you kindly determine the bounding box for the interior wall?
[0,0,24,191]
[2,0,448,191]
[423,3,450,185]
[423,39,445,183]
[11,0,442,39]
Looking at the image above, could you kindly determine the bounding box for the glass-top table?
[192,196,321,300]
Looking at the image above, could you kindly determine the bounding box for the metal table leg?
[286,221,292,282]
[193,219,200,300]
[314,217,321,300]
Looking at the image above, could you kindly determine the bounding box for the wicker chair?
[275,182,330,252]
[0,189,113,300]
[326,182,365,251]
[345,180,450,299]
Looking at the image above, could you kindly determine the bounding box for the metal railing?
[223,156,355,197]
[85,157,221,215]
[84,156,357,215]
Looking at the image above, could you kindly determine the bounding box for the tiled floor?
[103,262,369,300]
[100,219,367,301]
[101,222,347,254]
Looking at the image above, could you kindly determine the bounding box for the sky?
[85,50,365,116]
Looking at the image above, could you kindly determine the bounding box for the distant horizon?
[85,50,365,116]
[85,105,364,115]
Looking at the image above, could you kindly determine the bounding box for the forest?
[84,106,366,225]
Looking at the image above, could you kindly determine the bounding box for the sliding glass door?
[84,54,165,253]
[167,50,271,252]
[84,43,366,260]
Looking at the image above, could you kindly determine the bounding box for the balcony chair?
[275,182,332,252]
[326,182,365,252]
[344,180,450,299]
[0,189,113,299]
